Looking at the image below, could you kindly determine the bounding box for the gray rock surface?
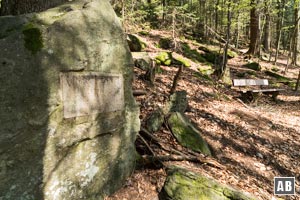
[0,0,140,199]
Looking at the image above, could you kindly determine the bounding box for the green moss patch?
[227,49,238,58]
[198,66,214,76]
[159,37,173,49]
[155,52,172,66]
[173,56,191,67]
[22,23,43,54]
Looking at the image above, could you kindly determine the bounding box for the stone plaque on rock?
[61,72,124,118]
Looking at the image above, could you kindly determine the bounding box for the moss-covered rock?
[163,91,188,114]
[138,30,150,36]
[181,42,206,63]
[156,52,173,66]
[159,37,173,49]
[132,52,152,71]
[173,55,191,67]
[127,34,146,52]
[202,52,219,63]
[198,66,214,76]
[199,46,237,62]
[146,108,165,133]
[227,49,238,58]
[221,66,232,86]
[261,54,269,61]
[198,46,211,53]
[271,66,280,72]
[244,62,261,71]
[167,112,211,156]
[265,70,292,83]
[160,166,257,200]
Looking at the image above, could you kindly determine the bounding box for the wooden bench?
[232,79,284,102]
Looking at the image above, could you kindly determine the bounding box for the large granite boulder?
[0,0,140,199]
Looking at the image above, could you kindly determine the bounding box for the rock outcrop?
[0,0,140,199]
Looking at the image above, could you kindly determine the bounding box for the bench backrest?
[233,79,269,86]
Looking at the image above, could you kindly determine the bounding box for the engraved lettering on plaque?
[61,72,124,118]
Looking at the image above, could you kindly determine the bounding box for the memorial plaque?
[61,72,124,118]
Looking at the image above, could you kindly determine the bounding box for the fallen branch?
[140,127,161,144]
[140,128,224,169]
[133,89,147,96]
[140,127,191,157]
[137,133,155,155]
[295,70,300,91]
[141,155,224,169]
[236,98,251,109]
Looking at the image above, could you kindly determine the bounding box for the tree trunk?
[235,11,240,48]
[247,0,260,55]
[291,6,299,65]
[274,0,285,64]
[222,0,231,76]
[263,1,271,52]
[162,0,166,22]
[215,0,219,32]
[295,70,300,91]
[0,0,68,15]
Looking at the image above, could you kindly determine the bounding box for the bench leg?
[271,91,279,101]
[241,91,253,103]
[252,92,261,104]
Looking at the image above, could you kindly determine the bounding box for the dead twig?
[236,98,251,109]
[170,65,183,94]
[140,127,224,169]
[140,127,187,157]
[141,155,224,169]
[137,134,156,155]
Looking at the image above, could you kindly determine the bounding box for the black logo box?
[274,177,295,195]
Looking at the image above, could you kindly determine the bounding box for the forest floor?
[106,30,300,200]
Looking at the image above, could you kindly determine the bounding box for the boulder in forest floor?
[146,108,165,133]
[167,112,212,156]
[127,34,146,52]
[159,166,257,200]
[243,62,261,71]
[163,91,188,114]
